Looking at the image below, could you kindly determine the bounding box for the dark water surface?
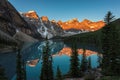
[0,40,101,80]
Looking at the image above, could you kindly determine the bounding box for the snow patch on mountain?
[37,18,54,39]
[21,12,64,39]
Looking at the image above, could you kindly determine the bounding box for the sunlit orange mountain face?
[22,11,39,19]
[58,19,105,31]
[56,47,97,56]
[41,16,49,21]
[23,11,105,31]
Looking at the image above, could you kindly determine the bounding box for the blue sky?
[9,0,120,21]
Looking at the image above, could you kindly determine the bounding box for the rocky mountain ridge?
[21,11,105,38]
[58,19,105,31]
[21,11,64,39]
[22,11,105,32]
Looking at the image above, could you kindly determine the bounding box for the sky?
[9,0,120,21]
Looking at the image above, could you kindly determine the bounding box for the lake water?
[0,40,101,80]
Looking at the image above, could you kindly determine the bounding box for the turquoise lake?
[0,40,101,80]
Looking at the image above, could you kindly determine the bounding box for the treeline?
[63,27,102,46]
[63,31,101,45]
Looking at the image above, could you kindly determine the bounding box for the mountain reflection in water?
[27,47,98,67]
[21,40,100,80]
[0,40,101,80]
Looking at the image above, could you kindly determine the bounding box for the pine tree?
[88,57,92,70]
[16,49,23,80]
[80,49,88,73]
[40,40,54,80]
[104,11,115,24]
[56,66,63,80]
[107,24,120,76]
[0,66,8,80]
[69,43,80,78]
[40,45,49,80]
[22,60,26,80]
[16,49,26,80]
[48,55,54,80]
[97,53,102,68]
[102,12,120,76]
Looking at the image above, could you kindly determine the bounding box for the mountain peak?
[82,19,92,23]
[41,16,48,21]
[28,10,36,13]
[67,18,79,23]
[51,20,56,23]
[23,10,39,19]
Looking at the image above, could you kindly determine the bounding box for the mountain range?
[0,0,105,45]
[22,11,105,35]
